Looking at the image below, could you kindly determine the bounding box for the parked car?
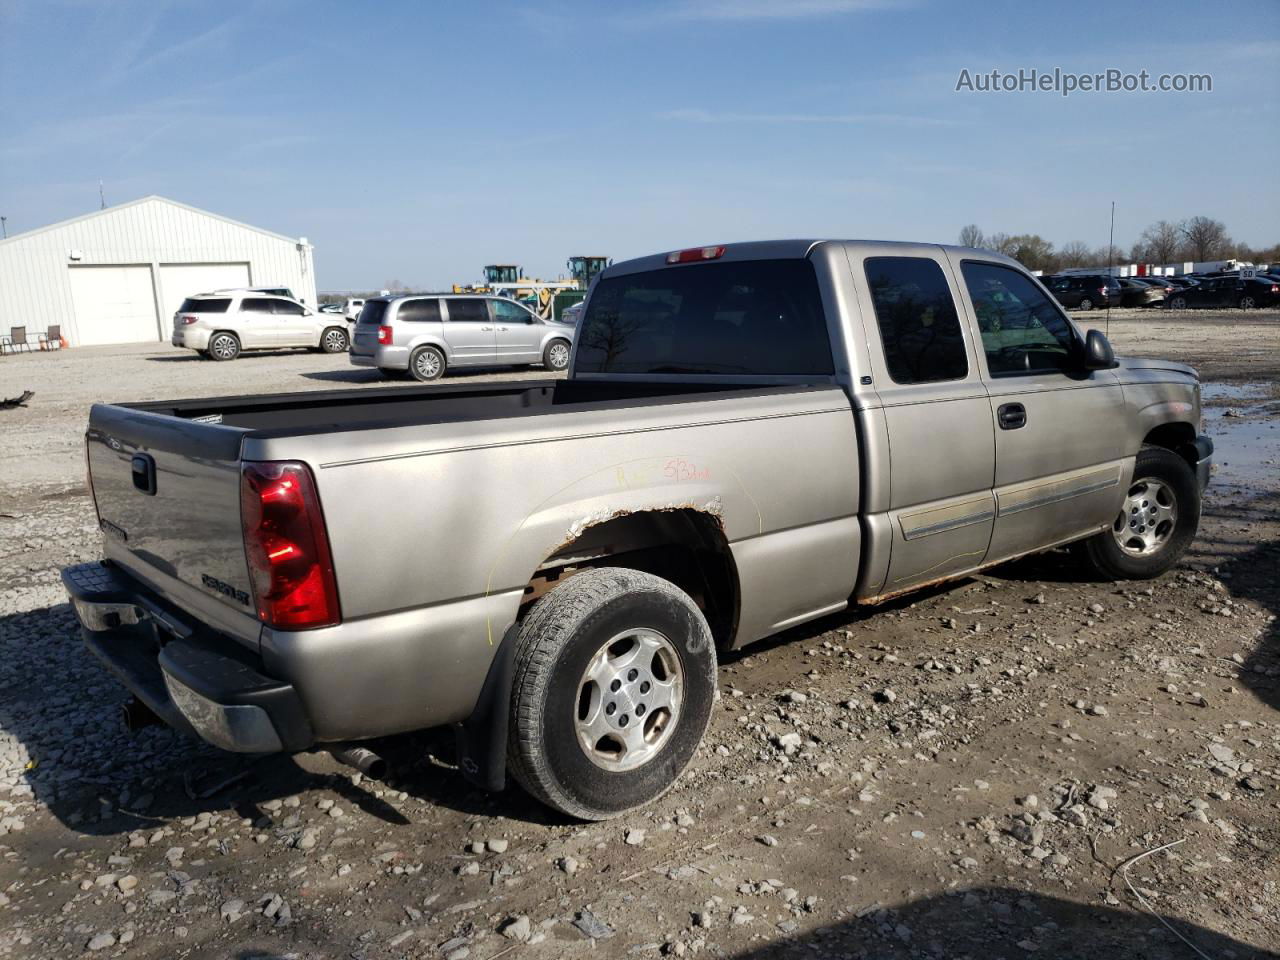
[1132,276,1175,301]
[1046,274,1122,310]
[170,292,350,360]
[559,299,586,326]
[345,297,366,321]
[318,303,345,314]
[1166,276,1280,310]
[68,239,1210,819]
[1117,277,1164,307]
[349,294,576,381]
[217,285,296,301]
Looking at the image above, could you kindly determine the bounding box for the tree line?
[958,218,1280,274]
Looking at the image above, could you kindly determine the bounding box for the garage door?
[158,262,251,337]
[68,265,159,346]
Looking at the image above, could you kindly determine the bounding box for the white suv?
[171,291,350,361]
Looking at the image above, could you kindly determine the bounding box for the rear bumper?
[62,562,313,754]
[1194,434,1213,492]
[349,343,409,370]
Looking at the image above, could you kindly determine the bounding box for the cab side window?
[492,299,534,323]
[241,298,274,313]
[864,256,968,384]
[960,261,1077,376]
[445,299,488,323]
[271,299,307,315]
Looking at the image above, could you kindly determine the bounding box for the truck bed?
[121,379,795,435]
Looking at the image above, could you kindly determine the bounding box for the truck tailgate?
[85,402,262,649]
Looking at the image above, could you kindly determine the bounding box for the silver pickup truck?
[64,240,1212,820]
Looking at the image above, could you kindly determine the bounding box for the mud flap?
[453,623,520,792]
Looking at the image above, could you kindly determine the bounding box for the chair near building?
[38,325,62,350]
[1,326,32,354]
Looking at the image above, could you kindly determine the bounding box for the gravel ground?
[0,312,1277,960]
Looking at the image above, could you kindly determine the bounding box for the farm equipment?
[452,257,611,320]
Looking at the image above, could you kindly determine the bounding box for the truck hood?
[1114,355,1199,382]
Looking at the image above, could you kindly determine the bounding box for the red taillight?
[180,315,199,325]
[240,461,340,630]
[666,245,726,264]
[377,325,393,345]
[1271,285,1278,294]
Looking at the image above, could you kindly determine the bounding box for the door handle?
[480,326,493,331]
[998,402,1027,430]
[497,326,508,331]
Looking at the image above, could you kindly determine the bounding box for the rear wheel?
[1169,295,1187,310]
[543,338,571,371]
[1075,447,1199,580]
[208,332,240,361]
[1239,296,1256,310]
[408,345,446,381]
[507,567,717,820]
[1079,297,1094,311]
[320,326,349,353]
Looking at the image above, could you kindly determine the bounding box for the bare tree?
[1179,216,1230,262]
[1135,220,1183,264]
[1002,234,1055,272]
[986,232,1017,256]
[1057,240,1093,268]
[958,224,985,248]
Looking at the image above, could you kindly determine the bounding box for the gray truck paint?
[73,240,1207,751]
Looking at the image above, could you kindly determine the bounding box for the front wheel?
[507,567,717,820]
[208,332,240,361]
[320,326,349,353]
[1075,447,1199,580]
[543,338,571,371]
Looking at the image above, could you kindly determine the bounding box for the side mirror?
[1081,328,1115,370]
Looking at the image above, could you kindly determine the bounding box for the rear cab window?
[576,259,834,375]
[179,297,230,314]
[863,257,968,384]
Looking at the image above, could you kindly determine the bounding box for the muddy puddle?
[1201,381,1279,494]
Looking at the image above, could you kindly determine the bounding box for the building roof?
[0,195,307,248]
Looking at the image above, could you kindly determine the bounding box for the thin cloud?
[664,0,916,20]
[660,107,957,127]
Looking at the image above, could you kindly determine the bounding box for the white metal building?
[0,196,316,346]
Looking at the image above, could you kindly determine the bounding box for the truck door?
[854,250,996,596]
[950,257,1127,565]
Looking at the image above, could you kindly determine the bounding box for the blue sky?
[2,0,1277,290]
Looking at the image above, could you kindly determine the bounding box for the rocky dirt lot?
[0,311,1277,960]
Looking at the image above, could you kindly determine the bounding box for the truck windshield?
[576,259,834,376]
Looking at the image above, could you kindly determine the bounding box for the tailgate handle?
[131,453,157,495]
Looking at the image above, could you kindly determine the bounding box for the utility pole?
[99,180,106,210]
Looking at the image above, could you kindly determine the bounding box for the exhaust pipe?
[121,697,161,732]
[329,745,388,780]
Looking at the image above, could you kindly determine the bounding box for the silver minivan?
[349,294,576,381]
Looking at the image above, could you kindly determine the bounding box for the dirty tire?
[408,345,445,381]
[507,567,717,820]
[543,338,571,371]
[208,332,240,361]
[1075,446,1199,580]
[320,326,349,353]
